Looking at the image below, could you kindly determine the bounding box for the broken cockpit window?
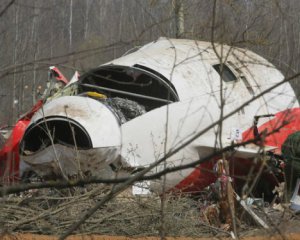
[213,63,237,82]
[78,65,179,123]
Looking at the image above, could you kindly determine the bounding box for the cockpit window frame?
[212,63,238,83]
[78,65,179,112]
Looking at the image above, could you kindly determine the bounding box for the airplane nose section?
[19,96,121,178]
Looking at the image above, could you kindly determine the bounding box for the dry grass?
[0,184,298,238]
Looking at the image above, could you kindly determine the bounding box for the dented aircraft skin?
[1,38,300,195]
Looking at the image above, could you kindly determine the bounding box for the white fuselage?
[20,38,299,193]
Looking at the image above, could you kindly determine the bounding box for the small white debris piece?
[273,203,285,212]
[245,197,264,207]
[132,181,151,195]
[290,178,300,211]
[230,231,237,239]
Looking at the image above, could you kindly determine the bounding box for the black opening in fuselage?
[78,65,179,112]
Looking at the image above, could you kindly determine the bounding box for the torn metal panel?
[21,144,120,179]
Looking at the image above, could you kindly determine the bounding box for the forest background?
[1,0,300,125]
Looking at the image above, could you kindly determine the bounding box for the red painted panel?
[0,100,43,183]
[243,108,300,153]
[173,108,300,194]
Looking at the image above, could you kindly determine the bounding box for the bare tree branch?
[0,0,15,18]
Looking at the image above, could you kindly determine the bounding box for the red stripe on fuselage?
[242,108,300,154]
[172,161,217,194]
[172,108,300,193]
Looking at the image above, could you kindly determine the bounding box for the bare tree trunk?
[69,0,73,51]
[118,0,124,41]
[31,0,38,105]
[245,0,249,41]
[12,2,19,123]
[84,0,92,40]
[174,0,184,38]
[20,71,25,114]
[50,2,54,58]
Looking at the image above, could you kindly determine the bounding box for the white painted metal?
[108,38,296,110]
[23,38,299,191]
[114,38,298,192]
[66,71,80,86]
[30,96,121,148]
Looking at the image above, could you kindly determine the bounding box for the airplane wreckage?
[0,38,300,205]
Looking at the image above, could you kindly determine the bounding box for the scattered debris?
[290,178,300,212]
[236,194,269,229]
[1,184,299,238]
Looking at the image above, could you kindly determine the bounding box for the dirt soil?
[1,233,300,240]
